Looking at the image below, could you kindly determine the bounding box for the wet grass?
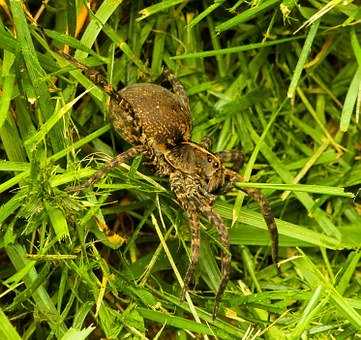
[0,1,361,339]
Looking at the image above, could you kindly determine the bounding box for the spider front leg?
[201,206,231,320]
[217,150,245,172]
[180,213,200,301]
[224,169,279,272]
[170,172,231,319]
[169,172,204,302]
[67,145,145,192]
[242,186,279,271]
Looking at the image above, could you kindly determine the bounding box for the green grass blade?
[0,51,15,130]
[171,36,303,59]
[6,245,68,337]
[9,0,64,152]
[187,0,225,30]
[289,286,325,339]
[340,68,361,132]
[236,183,353,198]
[137,307,238,338]
[0,307,22,340]
[217,202,341,249]
[137,0,185,22]
[287,20,320,100]
[248,127,341,239]
[60,326,96,340]
[76,0,125,57]
[24,89,91,150]
[215,0,280,33]
[44,202,70,240]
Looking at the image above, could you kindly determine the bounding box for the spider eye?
[214,162,219,168]
[207,156,212,163]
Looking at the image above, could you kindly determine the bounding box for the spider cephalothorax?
[62,53,279,319]
[165,142,225,193]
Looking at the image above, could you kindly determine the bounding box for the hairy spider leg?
[200,137,212,150]
[67,146,145,192]
[241,186,279,272]
[213,150,246,194]
[60,53,148,191]
[60,52,143,143]
[169,172,208,302]
[170,170,232,319]
[59,52,113,93]
[224,169,280,273]
[201,207,231,320]
[217,150,245,172]
[163,68,190,112]
[180,212,200,301]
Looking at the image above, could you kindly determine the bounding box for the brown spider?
[61,53,279,319]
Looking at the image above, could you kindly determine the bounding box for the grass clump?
[0,0,361,338]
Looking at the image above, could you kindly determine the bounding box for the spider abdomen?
[110,83,191,148]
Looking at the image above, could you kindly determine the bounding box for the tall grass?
[0,1,360,338]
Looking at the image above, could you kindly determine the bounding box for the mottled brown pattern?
[62,53,279,319]
[117,84,191,146]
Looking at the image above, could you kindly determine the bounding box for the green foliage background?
[0,0,361,338]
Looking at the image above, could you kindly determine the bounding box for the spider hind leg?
[163,68,190,112]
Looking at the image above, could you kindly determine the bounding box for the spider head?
[165,142,225,192]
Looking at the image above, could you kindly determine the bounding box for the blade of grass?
[294,253,361,330]
[187,0,225,30]
[287,20,320,100]
[152,196,206,330]
[24,89,91,150]
[0,192,24,226]
[233,99,287,226]
[236,183,353,198]
[289,286,326,339]
[296,88,342,151]
[50,124,111,162]
[294,0,344,34]
[0,307,22,340]
[335,251,361,295]
[6,245,68,337]
[44,202,70,241]
[171,36,303,59]
[243,121,341,239]
[0,171,29,194]
[75,0,125,58]
[0,161,29,172]
[60,326,96,340]
[136,0,185,22]
[138,307,234,338]
[199,237,221,292]
[9,0,63,152]
[159,291,248,337]
[340,68,361,132]
[0,51,15,130]
[281,141,330,200]
[216,202,341,249]
[151,16,168,76]
[215,0,280,33]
